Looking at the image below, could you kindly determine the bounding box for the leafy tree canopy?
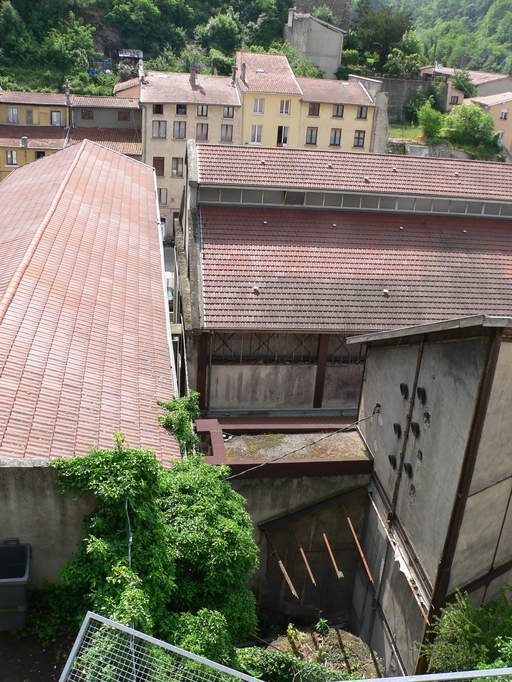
[442,101,499,156]
[311,5,336,24]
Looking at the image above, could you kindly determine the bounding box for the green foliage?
[293,56,324,78]
[209,48,235,75]
[287,622,300,641]
[311,5,336,24]
[42,12,96,73]
[237,647,357,682]
[27,432,258,662]
[417,101,444,138]
[314,618,329,636]
[404,86,429,121]
[199,11,241,55]
[451,68,478,97]
[341,49,360,66]
[442,102,500,157]
[384,31,424,77]
[424,589,512,672]
[352,0,414,69]
[158,391,200,455]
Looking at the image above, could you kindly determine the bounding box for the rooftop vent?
[20,136,28,148]
[256,69,265,73]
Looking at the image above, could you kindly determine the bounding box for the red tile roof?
[0,125,68,149]
[71,95,139,108]
[236,52,302,95]
[0,141,179,462]
[114,78,140,94]
[0,91,67,105]
[199,205,512,331]
[464,92,512,107]
[141,72,240,106]
[421,66,512,87]
[296,77,374,105]
[196,144,512,201]
[69,127,142,156]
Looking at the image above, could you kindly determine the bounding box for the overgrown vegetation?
[237,647,357,682]
[424,589,512,672]
[26,394,259,666]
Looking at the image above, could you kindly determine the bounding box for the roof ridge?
[0,140,87,327]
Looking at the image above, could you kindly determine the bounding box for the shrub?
[417,102,444,140]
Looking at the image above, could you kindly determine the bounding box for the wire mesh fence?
[60,611,512,682]
[59,612,261,682]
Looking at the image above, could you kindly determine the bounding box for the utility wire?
[224,408,379,481]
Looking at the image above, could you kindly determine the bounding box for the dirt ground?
[272,625,382,679]
[0,630,73,682]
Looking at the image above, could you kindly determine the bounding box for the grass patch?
[389,123,422,140]
[246,433,284,454]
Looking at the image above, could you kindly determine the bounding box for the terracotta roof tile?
[0,125,68,149]
[296,77,374,105]
[199,205,512,331]
[0,141,179,462]
[69,127,142,156]
[196,144,512,201]
[236,52,302,95]
[0,91,67,105]
[71,95,139,108]
[141,71,240,106]
[114,78,140,94]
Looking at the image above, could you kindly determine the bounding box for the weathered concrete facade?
[0,460,95,586]
[348,317,512,674]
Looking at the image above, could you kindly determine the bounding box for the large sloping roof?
[71,95,139,108]
[235,52,302,95]
[199,205,512,331]
[141,71,240,106]
[0,91,67,105]
[69,127,142,156]
[296,77,374,105]
[0,125,68,149]
[0,141,179,462]
[195,144,512,201]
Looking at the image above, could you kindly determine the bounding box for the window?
[51,111,61,125]
[498,130,505,145]
[253,98,265,114]
[7,107,18,124]
[153,104,164,114]
[173,121,186,139]
[196,123,208,140]
[118,110,130,121]
[306,127,318,145]
[277,125,289,146]
[81,109,94,120]
[451,95,459,105]
[176,104,187,115]
[153,157,165,176]
[197,105,208,117]
[333,104,344,118]
[280,99,291,115]
[158,188,168,205]
[308,102,320,116]
[356,106,368,119]
[251,124,263,144]
[330,128,342,146]
[152,120,167,138]
[501,109,509,120]
[172,157,183,177]
[353,130,365,147]
[223,106,234,118]
[35,151,45,160]
[6,150,17,165]
[221,124,233,142]
[26,109,33,124]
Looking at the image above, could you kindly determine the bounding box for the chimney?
[65,79,70,107]
[21,136,28,148]
[232,66,238,84]
[287,7,295,27]
[190,67,196,86]
[241,63,246,84]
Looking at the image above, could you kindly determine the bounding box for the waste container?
[0,538,31,630]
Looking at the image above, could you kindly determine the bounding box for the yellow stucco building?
[464,92,512,153]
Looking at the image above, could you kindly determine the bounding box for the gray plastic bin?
[0,538,31,630]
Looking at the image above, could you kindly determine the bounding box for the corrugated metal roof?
[199,205,512,331]
[0,141,179,462]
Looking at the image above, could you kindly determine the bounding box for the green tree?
[0,1,36,64]
[443,101,499,157]
[418,101,444,138]
[293,56,324,77]
[42,12,96,73]
[451,68,478,97]
[311,5,336,24]
[353,0,413,69]
[199,11,241,55]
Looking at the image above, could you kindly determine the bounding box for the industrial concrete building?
[349,316,512,674]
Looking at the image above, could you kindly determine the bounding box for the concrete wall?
[73,107,141,129]
[284,16,343,80]
[360,338,486,584]
[0,459,96,587]
[232,474,370,626]
[209,363,362,411]
[449,339,512,593]
[378,78,431,122]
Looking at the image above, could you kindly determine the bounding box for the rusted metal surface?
[342,503,373,584]
[315,514,343,579]
[290,523,317,586]
[263,530,299,599]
